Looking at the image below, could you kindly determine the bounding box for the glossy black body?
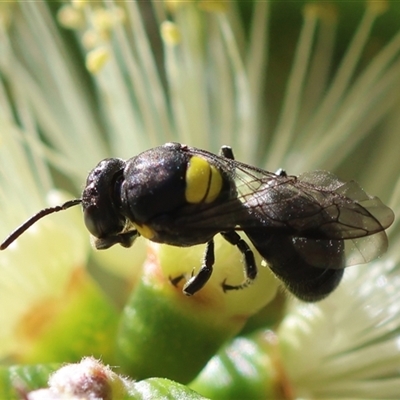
[81,142,394,301]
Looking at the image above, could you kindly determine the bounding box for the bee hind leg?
[220,230,257,292]
[183,239,215,296]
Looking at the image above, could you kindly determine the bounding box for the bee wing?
[235,168,394,239]
[344,231,389,265]
[291,231,389,269]
[297,171,394,237]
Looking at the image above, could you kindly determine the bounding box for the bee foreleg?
[94,230,138,249]
[183,239,215,296]
[220,230,257,292]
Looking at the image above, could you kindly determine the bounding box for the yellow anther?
[164,0,191,12]
[57,5,85,30]
[92,7,125,35]
[85,47,110,74]
[82,30,101,50]
[71,0,88,10]
[303,3,338,24]
[92,8,115,32]
[0,3,15,29]
[198,1,228,13]
[366,0,389,16]
[160,21,182,46]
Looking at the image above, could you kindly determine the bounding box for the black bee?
[1,143,394,302]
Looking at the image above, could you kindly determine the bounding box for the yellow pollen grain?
[160,21,181,46]
[86,47,110,74]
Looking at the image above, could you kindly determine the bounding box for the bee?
[1,142,394,302]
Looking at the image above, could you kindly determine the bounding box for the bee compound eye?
[83,205,101,237]
[83,203,126,240]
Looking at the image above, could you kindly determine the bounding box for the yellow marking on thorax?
[133,223,155,240]
[185,156,223,204]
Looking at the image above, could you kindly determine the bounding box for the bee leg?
[275,168,287,177]
[94,230,138,250]
[220,146,235,160]
[183,239,215,296]
[169,274,184,287]
[220,230,257,291]
[169,267,196,287]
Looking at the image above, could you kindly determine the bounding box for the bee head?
[82,158,130,249]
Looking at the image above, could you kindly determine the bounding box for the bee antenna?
[0,199,82,250]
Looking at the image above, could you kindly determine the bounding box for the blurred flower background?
[0,0,400,398]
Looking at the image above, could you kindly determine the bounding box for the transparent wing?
[233,167,393,266]
[235,168,394,238]
[291,231,389,269]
